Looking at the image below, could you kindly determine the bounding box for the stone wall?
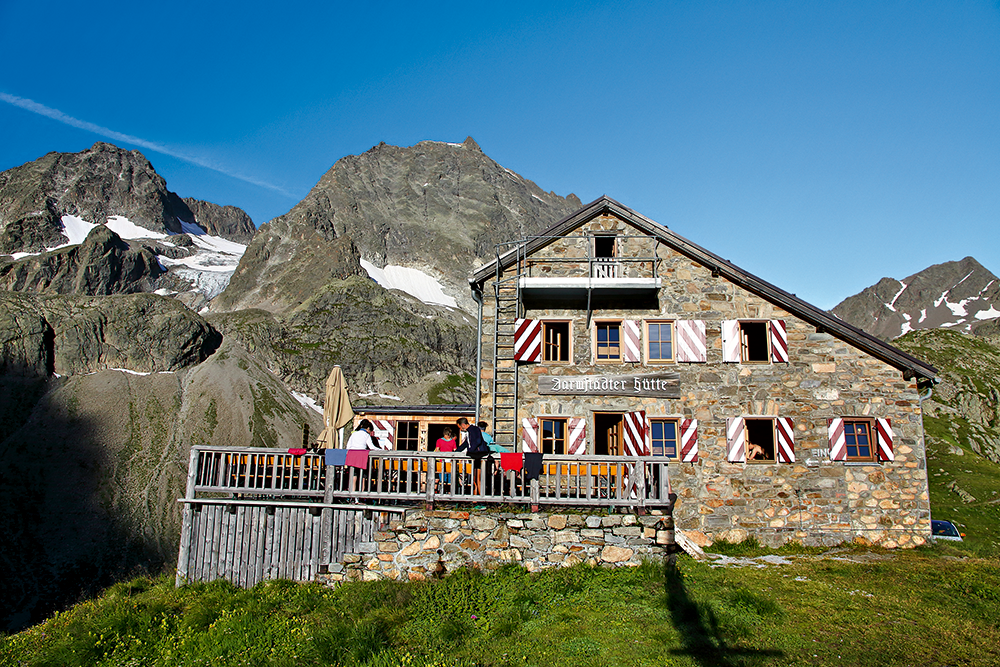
[320,509,671,583]
[478,212,932,549]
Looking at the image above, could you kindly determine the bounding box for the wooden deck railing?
[184,446,673,510]
[177,446,675,587]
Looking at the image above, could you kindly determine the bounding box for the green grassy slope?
[4,554,999,667]
[895,329,1000,556]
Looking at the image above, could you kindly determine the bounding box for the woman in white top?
[346,419,376,450]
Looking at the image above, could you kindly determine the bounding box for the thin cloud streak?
[1,92,297,198]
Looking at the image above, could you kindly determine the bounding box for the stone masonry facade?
[477,211,932,549]
[319,509,671,583]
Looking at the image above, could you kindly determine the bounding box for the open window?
[592,234,619,278]
[740,322,770,363]
[727,417,795,463]
[543,321,571,362]
[722,320,789,363]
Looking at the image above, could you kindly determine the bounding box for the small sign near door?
[539,373,679,398]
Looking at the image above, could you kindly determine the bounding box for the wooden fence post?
[175,446,200,587]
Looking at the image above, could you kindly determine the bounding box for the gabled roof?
[470,196,937,381]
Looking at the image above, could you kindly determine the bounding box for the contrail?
[1,92,297,198]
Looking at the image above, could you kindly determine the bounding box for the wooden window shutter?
[680,418,698,462]
[623,410,648,456]
[727,417,746,462]
[722,320,741,362]
[372,419,395,450]
[622,320,642,362]
[776,417,795,463]
[514,319,542,362]
[521,417,539,453]
[876,418,894,462]
[567,417,587,455]
[828,418,847,461]
[676,320,707,362]
[770,320,789,363]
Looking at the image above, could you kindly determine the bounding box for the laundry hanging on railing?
[345,449,369,469]
[325,449,348,466]
[523,453,544,481]
[500,452,523,472]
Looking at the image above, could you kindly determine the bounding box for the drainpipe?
[917,378,936,525]
[471,283,484,422]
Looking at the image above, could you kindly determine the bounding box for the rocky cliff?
[215,137,581,315]
[831,257,1000,340]
[0,143,254,302]
[0,293,322,631]
[210,138,580,403]
[181,197,256,243]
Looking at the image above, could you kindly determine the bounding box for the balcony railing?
[185,446,673,510]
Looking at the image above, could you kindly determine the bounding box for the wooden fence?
[176,446,673,587]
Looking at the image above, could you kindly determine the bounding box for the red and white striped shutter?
[372,419,394,449]
[514,319,542,362]
[623,411,648,456]
[775,417,795,463]
[727,417,746,462]
[680,418,698,462]
[521,417,539,453]
[676,320,707,362]
[567,417,587,455]
[770,320,789,363]
[622,320,642,362]
[876,418,894,462]
[722,320,741,362]
[828,418,847,461]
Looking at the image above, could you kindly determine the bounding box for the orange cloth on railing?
[500,452,523,472]
[345,449,369,469]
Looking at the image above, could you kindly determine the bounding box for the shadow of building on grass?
[663,555,783,667]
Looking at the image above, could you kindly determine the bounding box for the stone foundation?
[319,509,671,583]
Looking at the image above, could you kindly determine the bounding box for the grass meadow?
[3,542,999,667]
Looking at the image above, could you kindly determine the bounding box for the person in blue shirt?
[479,421,509,453]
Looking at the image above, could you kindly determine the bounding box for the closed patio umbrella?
[316,366,354,448]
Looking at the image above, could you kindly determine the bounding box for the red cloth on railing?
[500,452,523,472]
[345,449,369,469]
[287,448,307,456]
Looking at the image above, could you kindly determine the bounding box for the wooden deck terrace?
[176,446,675,587]
[183,445,674,510]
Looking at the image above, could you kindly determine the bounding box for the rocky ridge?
[210,137,580,404]
[0,142,254,302]
[215,137,581,315]
[831,257,1000,341]
[0,292,322,630]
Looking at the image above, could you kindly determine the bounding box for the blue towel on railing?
[325,448,347,466]
[524,453,544,481]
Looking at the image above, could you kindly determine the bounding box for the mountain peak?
[831,257,1000,339]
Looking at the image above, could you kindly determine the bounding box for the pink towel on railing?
[287,448,307,456]
[345,449,369,469]
[500,452,523,472]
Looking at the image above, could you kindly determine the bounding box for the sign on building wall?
[538,373,679,398]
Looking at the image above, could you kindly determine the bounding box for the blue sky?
[2,1,998,309]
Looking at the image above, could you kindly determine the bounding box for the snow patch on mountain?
[2,214,247,302]
[360,259,458,308]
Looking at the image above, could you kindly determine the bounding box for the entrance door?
[594,413,623,455]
